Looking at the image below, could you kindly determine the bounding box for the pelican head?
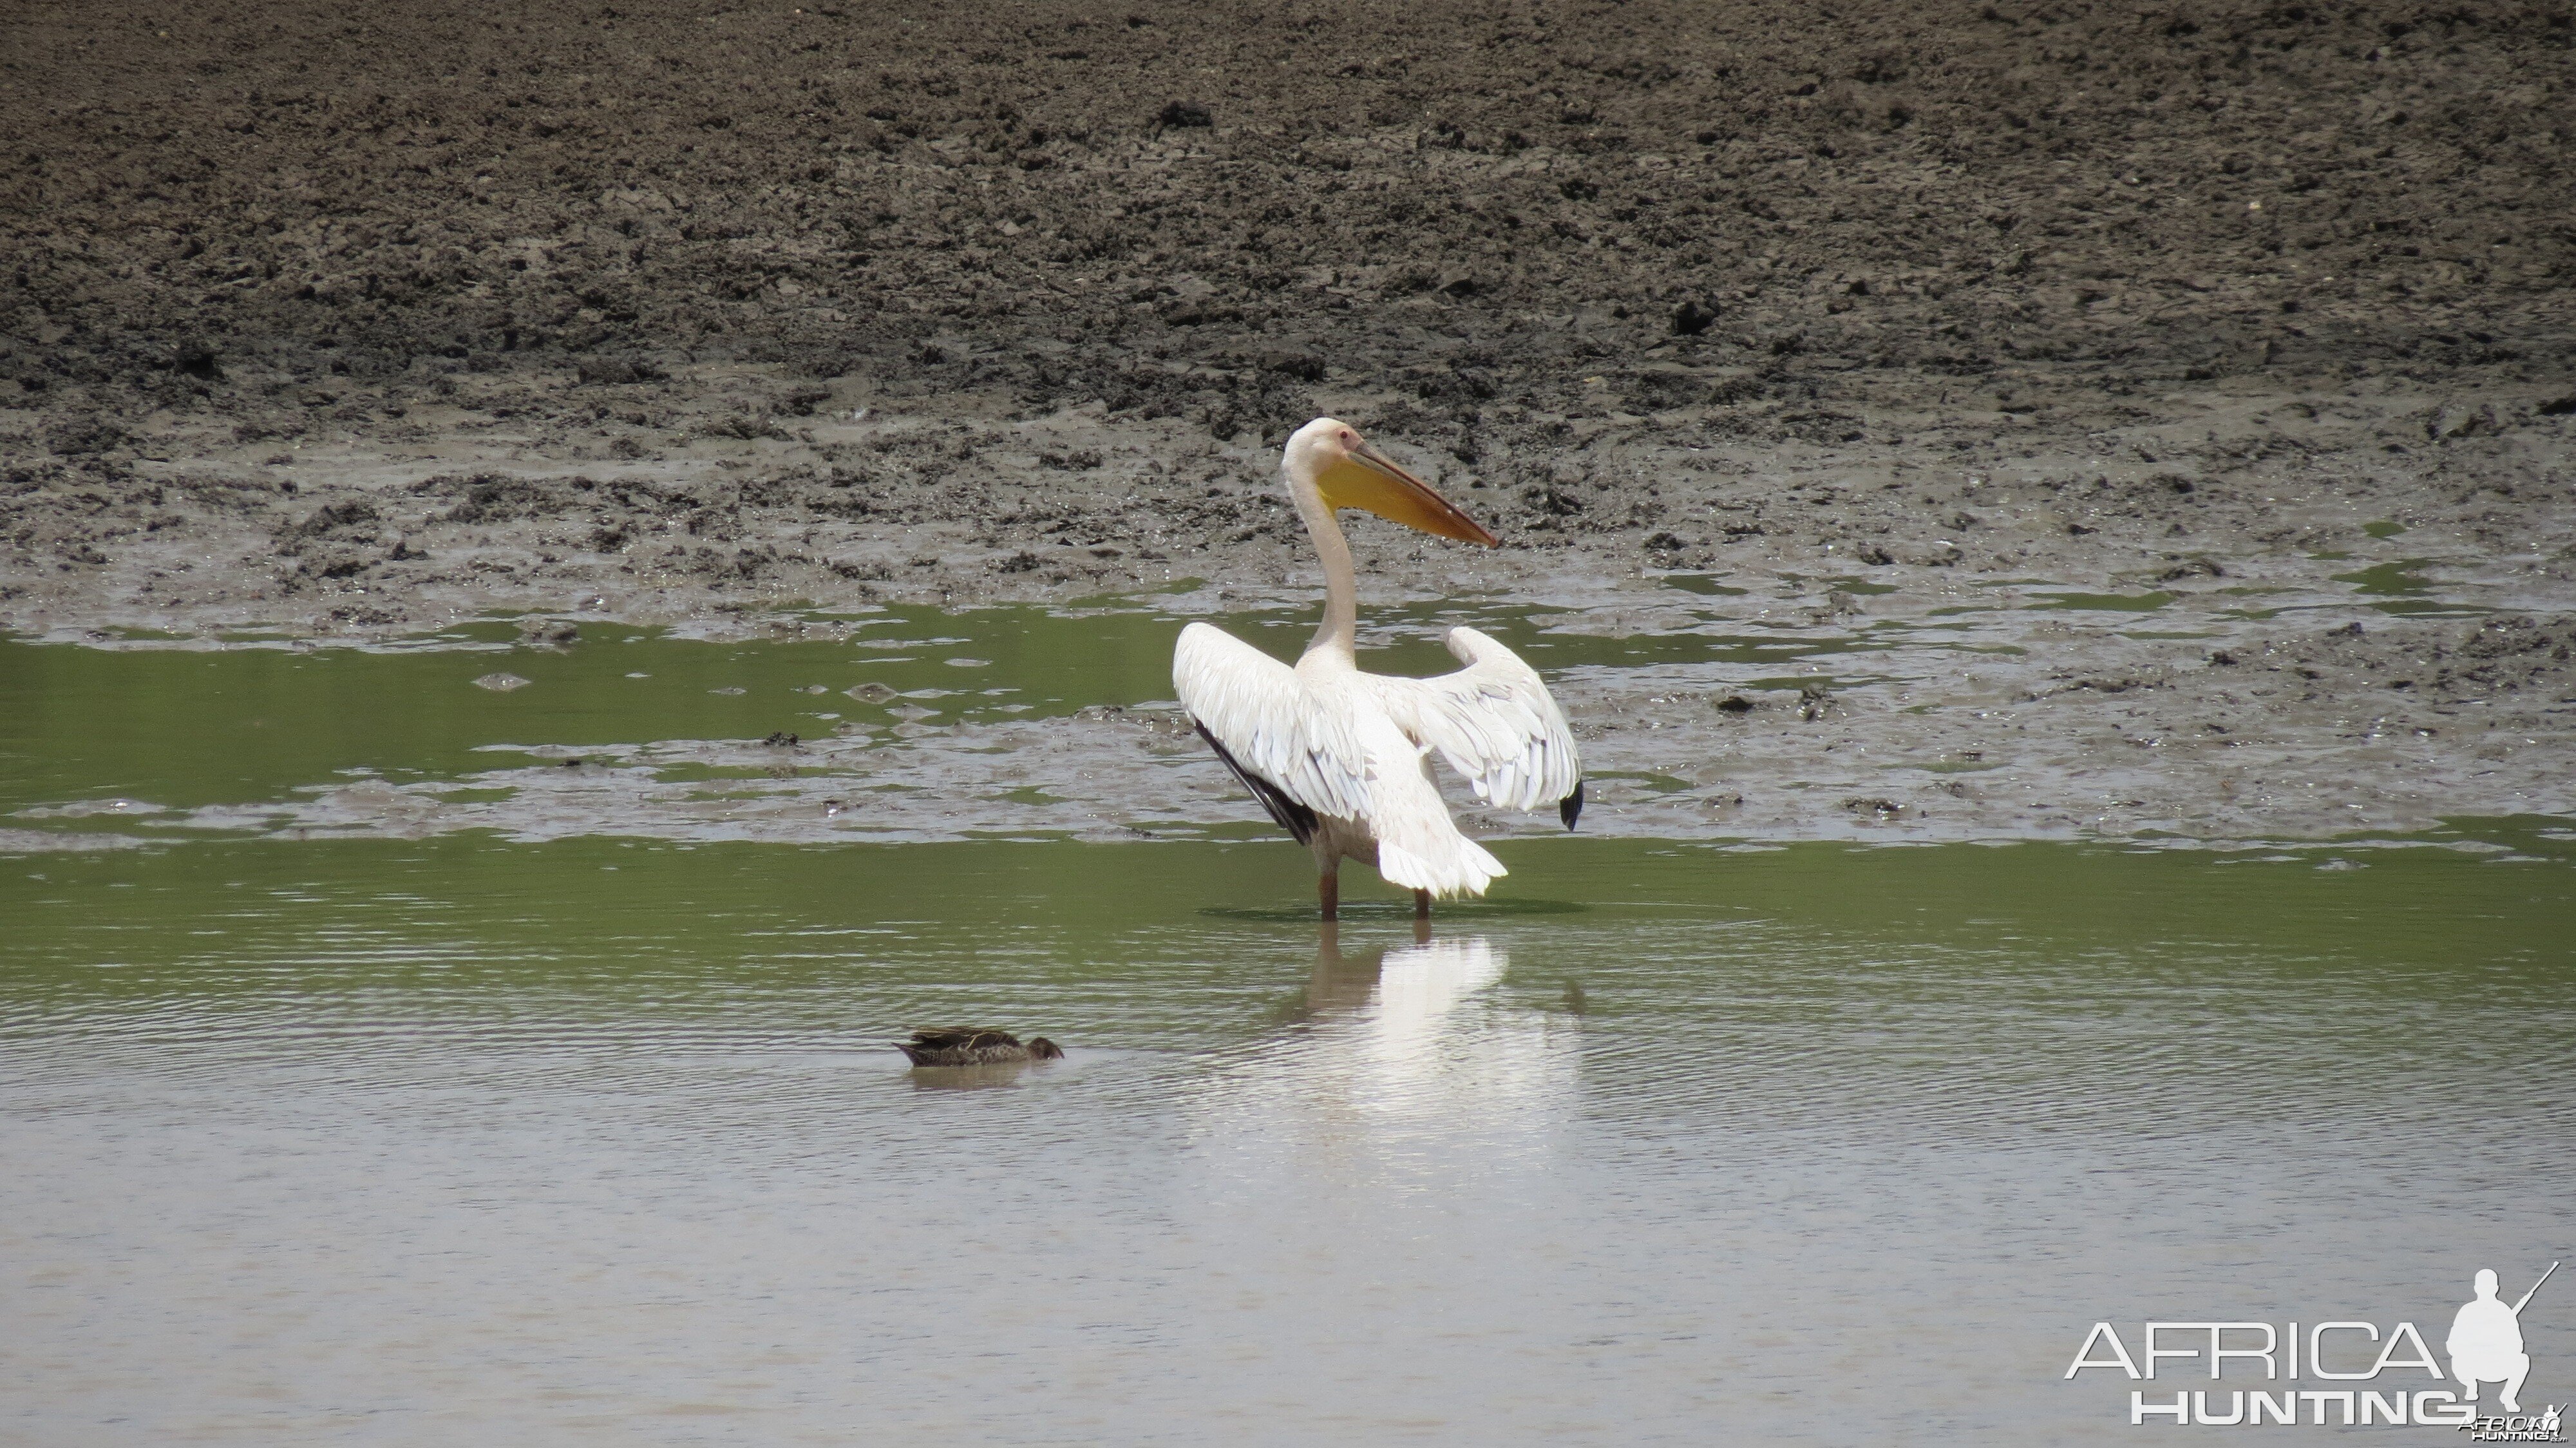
[1286,417,1499,546]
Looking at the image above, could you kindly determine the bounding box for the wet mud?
[5,0,2573,846]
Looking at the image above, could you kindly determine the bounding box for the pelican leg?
[1413,888,1432,921]
[1319,869,1340,922]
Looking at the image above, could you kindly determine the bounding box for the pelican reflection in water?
[1190,927,1578,1160]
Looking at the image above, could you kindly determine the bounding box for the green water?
[8,830,2565,1022]
[2333,557,2490,618]
[0,602,2021,843]
[2027,589,2174,613]
[3,834,2570,1443]
[5,596,2572,1443]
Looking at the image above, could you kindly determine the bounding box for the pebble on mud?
[519,619,580,645]
[846,682,898,703]
[473,672,531,692]
[1716,695,1756,714]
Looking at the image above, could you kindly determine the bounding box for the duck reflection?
[905,1063,1036,1092]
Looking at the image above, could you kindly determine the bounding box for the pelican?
[1174,417,1583,920]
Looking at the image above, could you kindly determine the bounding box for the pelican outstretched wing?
[1366,626,1585,828]
[1172,622,1372,841]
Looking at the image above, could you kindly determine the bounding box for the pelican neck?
[1287,459,1360,663]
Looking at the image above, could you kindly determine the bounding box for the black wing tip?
[1560,779,1584,831]
[1193,719,1319,846]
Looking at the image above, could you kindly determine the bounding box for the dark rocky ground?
[4,0,2571,843]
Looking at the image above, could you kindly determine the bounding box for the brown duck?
[895,1027,1065,1067]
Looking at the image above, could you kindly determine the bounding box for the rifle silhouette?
[2512,1261,2559,1315]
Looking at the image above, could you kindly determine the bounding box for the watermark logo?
[2463,1405,2562,1445]
[2455,1266,2548,1415]
[2063,1262,2561,1433]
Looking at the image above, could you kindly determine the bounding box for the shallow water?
[0,594,1933,810]
[0,560,2535,850]
[0,600,1931,847]
[6,587,2572,1442]
[3,834,2571,1444]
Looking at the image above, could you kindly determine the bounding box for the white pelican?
[1174,417,1583,920]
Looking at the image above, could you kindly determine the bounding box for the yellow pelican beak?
[1317,437,1500,547]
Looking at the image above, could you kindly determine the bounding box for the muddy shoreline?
[5,0,2572,845]
[5,371,2569,850]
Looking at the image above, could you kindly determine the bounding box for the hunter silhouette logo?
[2452,1262,2552,1413]
[2063,1261,2562,1431]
